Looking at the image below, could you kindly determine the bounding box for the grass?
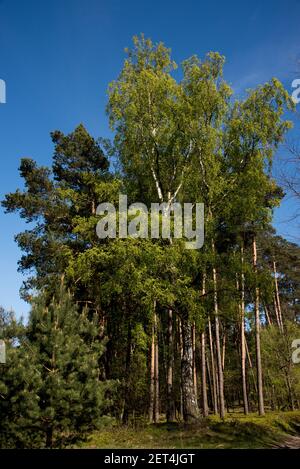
[79,411,300,449]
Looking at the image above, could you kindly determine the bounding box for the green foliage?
[2,35,300,441]
[0,286,110,448]
[2,124,109,297]
[0,308,42,448]
[261,322,300,409]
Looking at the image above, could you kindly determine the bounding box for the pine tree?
[2,124,109,297]
[0,307,42,448]
[28,283,109,447]
[0,285,109,448]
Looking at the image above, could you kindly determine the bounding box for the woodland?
[1,36,300,449]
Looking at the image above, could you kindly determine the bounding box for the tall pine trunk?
[222,331,226,371]
[149,321,155,422]
[178,318,184,419]
[208,317,218,414]
[273,260,284,332]
[167,309,175,422]
[245,335,257,394]
[273,295,281,330]
[192,322,197,398]
[201,331,209,416]
[201,275,209,417]
[213,263,225,419]
[240,246,249,415]
[154,310,160,422]
[122,321,132,424]
[264,304,272,326]
[252,235,265,416]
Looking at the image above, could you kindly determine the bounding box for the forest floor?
[81,411,300,449]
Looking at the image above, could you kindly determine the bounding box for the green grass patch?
[78,411,300,449]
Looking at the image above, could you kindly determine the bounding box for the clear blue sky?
[0,0,300,318]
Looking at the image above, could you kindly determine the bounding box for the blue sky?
[0,0,300,318]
